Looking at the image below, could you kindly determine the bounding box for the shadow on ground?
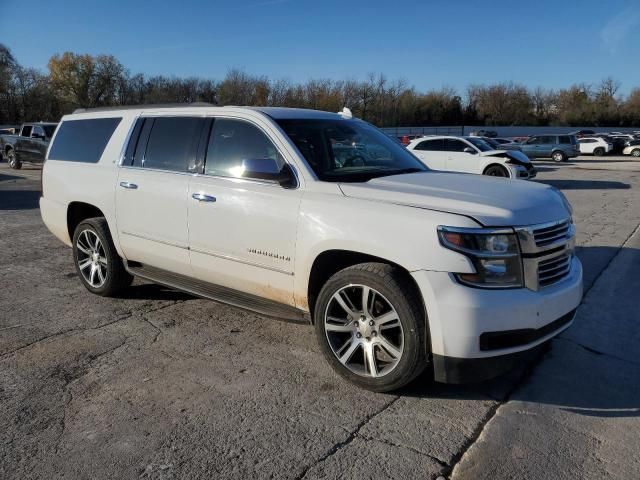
[536,179,630,190]
[0,189,40,210]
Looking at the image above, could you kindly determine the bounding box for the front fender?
[293,193,478,308]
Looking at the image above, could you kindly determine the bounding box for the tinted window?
[21,125,32,137]
[536,136,555,144]
[558,136,571,144]
[205,118,284,178]
[415,139,442,151]
[42,125,57,137]
[444,139,471,152]
[48,118,122,163]
[143,117,203,172]
[32,126,45,137]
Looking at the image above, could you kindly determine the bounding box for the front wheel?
[72,217,133,296]
[314,263,427,392]
[6,149,21,169]
[593,147,605,156]
[484,164,509,177]
[632,149,640,158]
[552,151,567,162]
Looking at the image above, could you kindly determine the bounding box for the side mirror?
[241,159,296,187]
[463,147,476,154]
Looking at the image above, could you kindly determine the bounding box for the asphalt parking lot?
[1,157,639,480]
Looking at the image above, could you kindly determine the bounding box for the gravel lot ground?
[1,156,639,480]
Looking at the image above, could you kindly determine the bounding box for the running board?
[126,262,309,323]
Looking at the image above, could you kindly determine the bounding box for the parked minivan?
[40,105,582,392]
[519,135,580,162]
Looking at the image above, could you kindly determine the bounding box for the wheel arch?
[482,162,510,177]
[306,249,427,328]
[67,201,106,241]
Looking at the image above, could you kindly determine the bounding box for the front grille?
[532,220,570,247]
[538,253,572,287]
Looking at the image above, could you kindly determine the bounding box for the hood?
[339,172,569,227]
[481,149,531,164]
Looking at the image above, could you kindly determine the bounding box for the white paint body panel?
[40,106,582,364]
[578,137,613,154]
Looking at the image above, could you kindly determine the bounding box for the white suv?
[577,137,612,156]
[407,135,536,179]
[40,105,582,392]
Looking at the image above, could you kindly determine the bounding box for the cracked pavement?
[1,160,639,479]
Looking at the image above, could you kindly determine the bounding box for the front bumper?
[411,256,582,383]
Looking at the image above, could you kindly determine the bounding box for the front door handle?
[119,181,138,189]
[192,192,216,202]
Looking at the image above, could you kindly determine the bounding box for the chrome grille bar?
[516,218,575,290]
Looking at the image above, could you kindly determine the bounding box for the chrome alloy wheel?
[324,284,404,378]
[76,229,108,288]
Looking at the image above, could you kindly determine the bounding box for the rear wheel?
[314,263,427,392]
[593,147,605,156]
[632,149,640,157]
[552,151,566,162]
[72,217,133,296]
[6,149,21,169]
[484,164,509,177]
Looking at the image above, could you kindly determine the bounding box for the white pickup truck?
[40,105,583,392]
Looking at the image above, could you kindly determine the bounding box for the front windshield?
[466,137,494,152]
[276,118,428,182]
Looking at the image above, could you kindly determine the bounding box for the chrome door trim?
[190,247,294,276]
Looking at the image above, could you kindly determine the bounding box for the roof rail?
[72,102,215,113]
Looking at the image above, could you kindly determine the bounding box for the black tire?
[593,147,605,156]
[484,164,509,178]
[6,149,21,169]
[632,149,640,158]
[552,150,566,162]
[314,263,427,392]
[72,217,133,296]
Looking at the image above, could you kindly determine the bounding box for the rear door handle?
[119,181,138,189]
[192,192,216,202]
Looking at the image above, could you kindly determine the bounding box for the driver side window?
[205,118,284,179]
[444,139,469,152]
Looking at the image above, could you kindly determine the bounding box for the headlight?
[438,226,523,288]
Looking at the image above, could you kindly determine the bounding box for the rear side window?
[558,136,571,144]
[415,139,443,151]
[138,117,203,172]
[48,118,122,163]
[21,126,33,137]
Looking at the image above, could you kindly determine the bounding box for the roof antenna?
[338,107,353,119]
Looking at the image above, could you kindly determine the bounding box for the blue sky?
[2,0,640,94]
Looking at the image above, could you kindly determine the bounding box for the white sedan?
[407,135,536,179]
[578,137,613,156]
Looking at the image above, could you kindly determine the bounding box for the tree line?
[1,44,639,128]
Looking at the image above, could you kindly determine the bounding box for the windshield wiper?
[374,167,426,178]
